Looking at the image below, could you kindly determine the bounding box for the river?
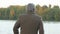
[0,20,60,34]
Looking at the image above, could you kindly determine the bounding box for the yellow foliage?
[36,6,48,16]
[10,9,15,16]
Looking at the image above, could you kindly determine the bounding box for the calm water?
[0,20,60,34]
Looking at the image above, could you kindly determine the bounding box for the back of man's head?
[26,3,36,14]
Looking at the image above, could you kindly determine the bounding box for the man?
[13,3,44,34]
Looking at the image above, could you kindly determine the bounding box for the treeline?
[0,4,60,21]
[36,5,60,21]
[0,5,26,20]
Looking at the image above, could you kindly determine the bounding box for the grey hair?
[26,3,36,14]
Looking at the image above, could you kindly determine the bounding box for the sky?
[0,0,60,8]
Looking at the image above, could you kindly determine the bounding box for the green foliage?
[42,7,60,21]
[0,5,60,21]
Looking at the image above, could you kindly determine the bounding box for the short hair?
[26,3,36,13]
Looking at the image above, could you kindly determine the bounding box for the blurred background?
[0,0,60,34]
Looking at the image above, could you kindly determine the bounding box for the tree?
[9,8,15,20]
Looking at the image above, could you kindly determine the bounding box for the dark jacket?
[13,14,44,34]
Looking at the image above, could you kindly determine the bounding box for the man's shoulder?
[34,14,41,18]
[20,14,27,16]
[19,14,42,19]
